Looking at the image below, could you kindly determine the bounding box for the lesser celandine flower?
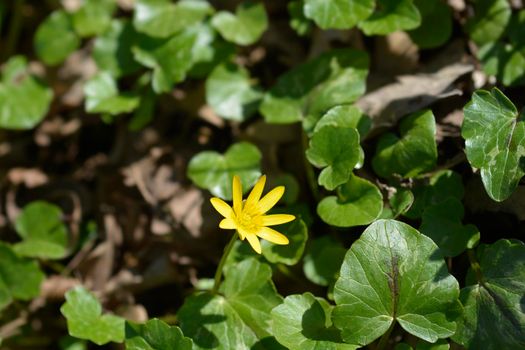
[210,175,295,254]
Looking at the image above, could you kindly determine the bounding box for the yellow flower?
[210,175,295,254]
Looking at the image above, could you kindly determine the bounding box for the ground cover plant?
[0,0,524,349]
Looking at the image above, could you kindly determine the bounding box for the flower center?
[235,210,260,233]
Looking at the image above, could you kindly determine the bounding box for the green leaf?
[372,109,437,179]
[133,0,212,38]
[260,49,368,130]
[125,319,192,350]
[389,188,414,218]
[478,42,525,87]
[303,236,346,287]
[408,0,452,49]
[14,201,68,259]
[205,62,262,121]
[306,126,360,190]
[462,88,525,201]
[187,142,262,200]
[0,242,44,310]
[314,105,371,137]
[261,218,308,266]
[211,1,268,45]
[452,240,525,349]
[271,293,358,350]
[84,72,140,115]
[178,259,282,350]
[133,30,197,93]
[317,174,383,227]
[288,0,312,36]
[93,19,142,78]
[358,0,421,36]
[420,198,480,257]
[464,0,511,45]
[508,10,525,47]
[303,0,374,30]
[0,56,53,130]
[416,339,449,350]
[71,0,115,37]
[333,219,460,345]
[61,286,125,345]
[34,10,80,66]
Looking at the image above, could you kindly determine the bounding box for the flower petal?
[245,233,262,254]
[245,175,266,210]
[232,175,243,215]
[256,227,289,245]
[210,197,233,218]
[237,227,249,240]
[219,218,236,229]
[260,214,295,226]
[257,186,285,213]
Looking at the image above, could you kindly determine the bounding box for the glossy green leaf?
[462,88,525,201]
[464,0,511,45]
[272,293,358,350]
[34,10,80,66]
[71,0,115,37]
[178,259,282,350]
[389,188,414,218]
[93,19,141,78]
[306,126,360,190]
[133,0,212,38]
[333,220,460,345]
[372,109,437,179]
[84,72,140,115]
[303,0,374,30]
[261,218,307,266]
[61,286,125,345]
[14,201,68,259]
[125,319,192,350]
[408,0,452,49]
[0,56,53,129]
[303,236,346,287]
[0,242,44,310]
[187,142,261,200]
[317,174,383,227]
[211,1,268,45]
[205,62,262,121]
[478,42,525,87]
[452,240,525,349]
[420,198,480,257]
[288,0,312,36]
[358,0,421,36]
[260,49,368,129]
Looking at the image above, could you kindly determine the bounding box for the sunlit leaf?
[34,10,80,65]
[211,1,268,45]
[303,0,374,30]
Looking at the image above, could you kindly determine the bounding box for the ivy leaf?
[125,319,192,350]
[408,0,452,49]
[187,142,261,200]
[420,198,480,257]
[205,62,263,121]
[478,42,525,87]
[272,293,358,350]
[306,126,360,190]
[14,201,68,259]
[303,237,346,287]
[462,88,525,201]
[372,109,437,179]
[260,49,368,130]
[133,0,212,38]
[358,0,421,36]
[389,188,414,218]
[261,218,308,266]
[317,174,383,227]
[84,72,140,115]
[71,0,115,37]
[0,56,53,130]
[333,219,460,345]
[178,259,283,350]
[61,286,125,345]
[93,19,141,78]
[0,243,44,310]
[452,240,525,349]
[303,0,374,30]
[464,0,511,45]
[34,10,80,66]
[211,1,268,46]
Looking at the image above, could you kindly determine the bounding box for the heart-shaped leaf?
[303,236,346,287]
[462,88,525,201]
[317,174,383,227]
[333,219,460,345]
[464,0,511,45]
[408,0,452,49]
[358,0,421,36]
[211,1,268,45]
[0,56,53,129]
[84,72,140,115]
[303,0,374,30]
[372,109,437,179]
[125,319,193,350]
[187,142,261,200]
[71,0,116,37]
[61,286,125,345]
[261,218,308,266]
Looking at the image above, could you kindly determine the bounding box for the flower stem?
[211,233,238,295]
